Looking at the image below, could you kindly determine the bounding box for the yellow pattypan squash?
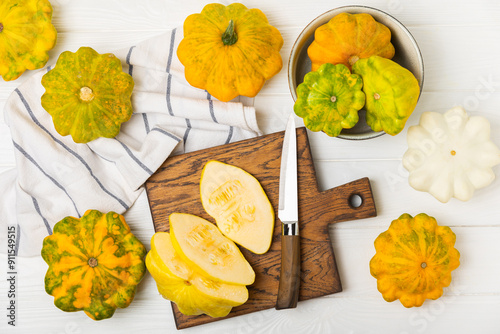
[370,213,460,308]
[177,3,284,102]
[0,0,57,81]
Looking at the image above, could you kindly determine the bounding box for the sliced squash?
[146,232,248,317]
[200,160,274,254]
[169,213,255,285]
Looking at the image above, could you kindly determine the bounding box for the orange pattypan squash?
[177,3,283,102]
[370,213,460,307]
[308,12,394,71]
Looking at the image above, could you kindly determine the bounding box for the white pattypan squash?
[403,106,500,202]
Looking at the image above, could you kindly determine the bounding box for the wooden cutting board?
[145,127,377,329]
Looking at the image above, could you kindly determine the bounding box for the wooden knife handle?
[276,235,301,309]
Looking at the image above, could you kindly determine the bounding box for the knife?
[276,114,300,310]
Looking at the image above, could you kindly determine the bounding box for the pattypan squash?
[307,12,394,71]
[0,0,57,81]
[403,106,500,203]
[177,3,283,102]
[41,210,147,320]
[370,213,460,308]
[352,56,420,135]
[294,63,365,137]
[41,47,134,144]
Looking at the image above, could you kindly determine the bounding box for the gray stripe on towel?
[14,89,130,210]
[206,92,218,123]
[142,113,151,134]
[115,139,154,175]
[225,126,234,144]
[165,28,177,116]
[32,196,52,235]
[166,28,176,73]
[13,140,81,217]
[126,46,136,76]
[183,119,192,144]
[151,128,181,142]
[126,46,151,134]
[166,74,174,116]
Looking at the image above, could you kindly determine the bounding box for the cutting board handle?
[302,177,377,240]
[324,177,376,222]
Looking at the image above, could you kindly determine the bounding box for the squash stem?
[88,257,98,268]
[222,20,238,46]
[80,87,95,102]
[348,55,359,66]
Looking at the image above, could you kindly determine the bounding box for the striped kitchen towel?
[0,27,262,257]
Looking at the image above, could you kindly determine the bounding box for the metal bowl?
[288,5,424,140]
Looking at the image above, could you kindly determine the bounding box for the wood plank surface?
[145,128,377,329]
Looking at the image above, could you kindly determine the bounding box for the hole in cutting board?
[349,194,363,208]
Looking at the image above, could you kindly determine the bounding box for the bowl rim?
[287,5,425,140]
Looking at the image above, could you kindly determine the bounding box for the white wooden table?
[1,0,500,333]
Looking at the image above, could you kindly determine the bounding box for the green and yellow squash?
[294,63,365,137]
[41,210,146,320]
[41,46,134,143]
[352,56,420,135]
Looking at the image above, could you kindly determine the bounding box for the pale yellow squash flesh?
[200,160,275,254]
[169,213,255,285]
[146,232,248,317]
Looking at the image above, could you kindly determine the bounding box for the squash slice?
[146,232,248,317]
[169,213,255,285]
[200,160,274,254]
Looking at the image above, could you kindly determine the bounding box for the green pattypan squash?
[294,63,365,137]
[352,56,420,135]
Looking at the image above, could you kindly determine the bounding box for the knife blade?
[276,114,300,310]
